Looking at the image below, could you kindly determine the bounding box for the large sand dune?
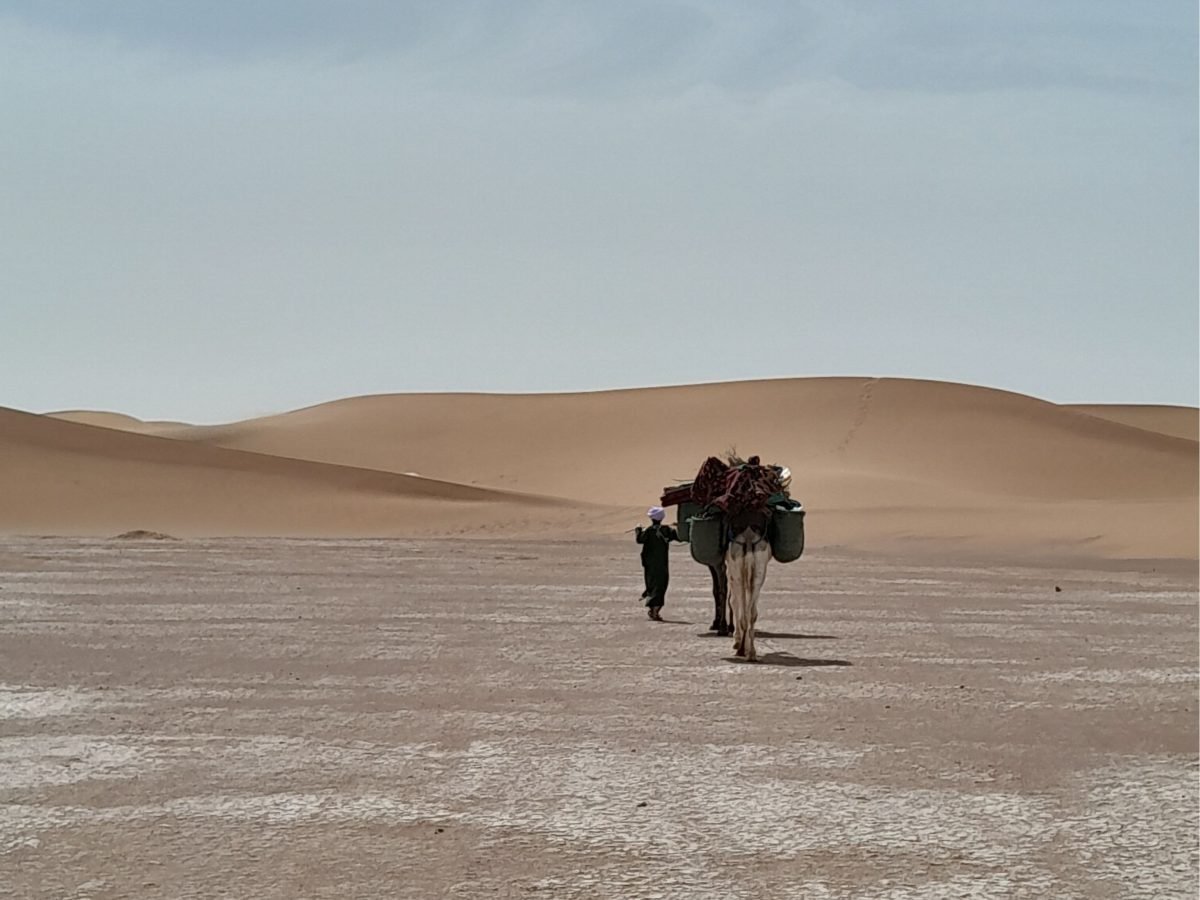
[20,378,1200,559]
[0,407,604,538]
[47,410,190,435]
[1065,404,1198,442]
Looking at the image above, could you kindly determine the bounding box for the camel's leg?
[709,563,729,634]
[742,540,771,662]
[726,541,747,656]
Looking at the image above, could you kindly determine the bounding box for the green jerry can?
[676,501,702,542]
[770,506,806,563]
[688,514,725,567]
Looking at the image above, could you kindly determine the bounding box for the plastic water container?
[676,501,702,542]
[688,515,724,567]
[770,506,806,563]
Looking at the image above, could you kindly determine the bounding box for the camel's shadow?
[697,630,838,640]
[723,652,852,668]
[756,631,838,640]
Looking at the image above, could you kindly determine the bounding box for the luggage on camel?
[676,500,702,542]
[659,453,806,566]
[769,504,806,563]
[687,514,725,567]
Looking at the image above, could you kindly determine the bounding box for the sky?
[2,1,1196,422]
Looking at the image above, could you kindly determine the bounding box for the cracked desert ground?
[1,537,1195,899]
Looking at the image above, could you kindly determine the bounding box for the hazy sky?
[3,1,1196,422]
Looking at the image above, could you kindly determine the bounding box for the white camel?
[691,457,789,661]
[726,524,771,662]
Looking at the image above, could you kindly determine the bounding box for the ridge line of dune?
[6,407,581,508]
[14,377,1195,556]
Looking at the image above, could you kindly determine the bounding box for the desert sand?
[2,378,1197,898]
[1,538,1196,898]
[7,377,1196,560]
[0,406,610,540]
[1065,404,1198,442]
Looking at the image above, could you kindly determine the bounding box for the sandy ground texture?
[1,538,1196,899]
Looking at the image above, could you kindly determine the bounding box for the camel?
[725,519,772,661]
[708,561,730,635]
[685,455,793,658]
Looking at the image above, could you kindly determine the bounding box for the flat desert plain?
[0,538,1195,899]
[1,377,1197,898]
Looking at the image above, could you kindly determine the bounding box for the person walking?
[636,507,678,621]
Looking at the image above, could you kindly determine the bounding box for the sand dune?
[19,378,1200,559]
[111,378,1195,502]
[47,410,188,435]
[1066,404,1198,442]
[0,407,605,538]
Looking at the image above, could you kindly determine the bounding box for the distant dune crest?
[7,378,1196,560]
[1064,404,1198,442]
